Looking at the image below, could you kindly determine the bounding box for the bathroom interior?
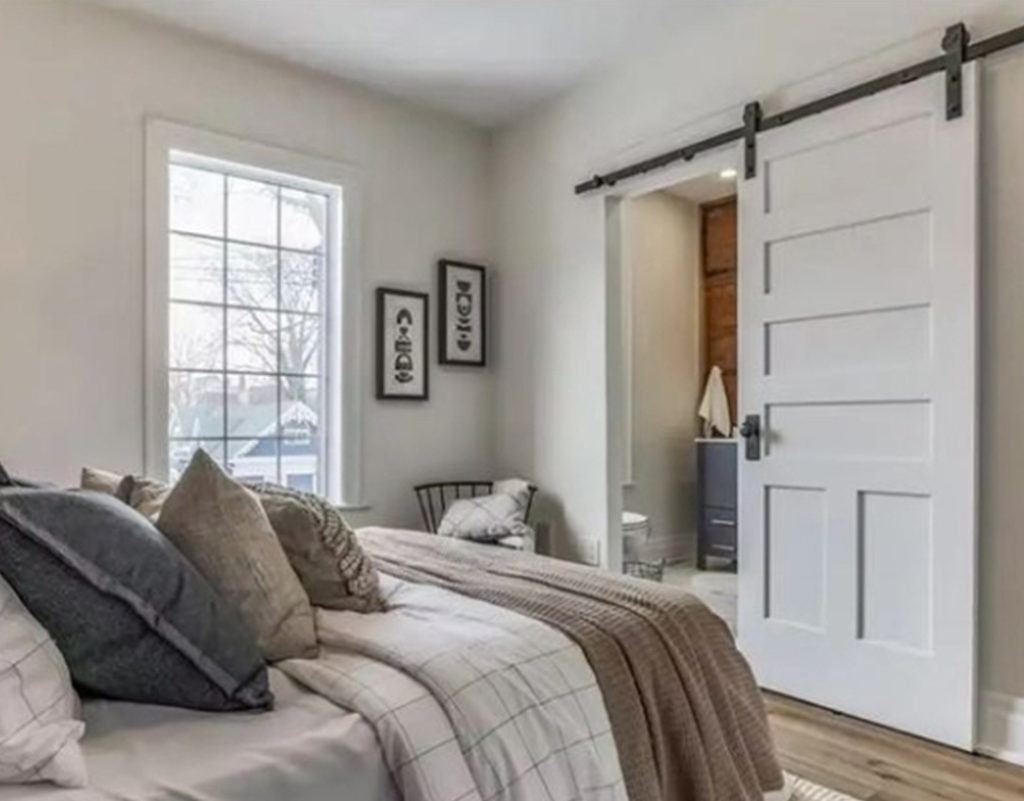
[619,167,739,629]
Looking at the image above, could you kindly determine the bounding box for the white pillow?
[437,479,533,542]
[0,574,87,788]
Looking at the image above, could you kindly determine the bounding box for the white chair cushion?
[437,479,533,543]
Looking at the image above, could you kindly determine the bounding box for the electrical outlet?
[575,538,601,566]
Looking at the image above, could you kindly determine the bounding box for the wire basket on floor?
[623,559,666,583]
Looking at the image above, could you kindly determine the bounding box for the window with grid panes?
[167,161,330,492]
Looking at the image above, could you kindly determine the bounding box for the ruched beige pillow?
[251,483,385,613]
[156,450,318,662]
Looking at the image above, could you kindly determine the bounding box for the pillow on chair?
[437,479,533,542]
[0,573,86,788]
[0,487,272,712]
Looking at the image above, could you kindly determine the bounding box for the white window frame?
[145,119,364,506]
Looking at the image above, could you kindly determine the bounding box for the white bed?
[0,669,397,801]
[1,562,788,801]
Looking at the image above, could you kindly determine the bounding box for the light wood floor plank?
[766,692,1024,801]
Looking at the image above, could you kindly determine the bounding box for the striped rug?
[790,773,860,800]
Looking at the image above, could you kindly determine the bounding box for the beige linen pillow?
[80,466,124,496]
[117,475,171,522]
[250,483,385,613]
[156,450,318,662]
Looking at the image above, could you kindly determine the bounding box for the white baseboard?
[978,690,1024,766]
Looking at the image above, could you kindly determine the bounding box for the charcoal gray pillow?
[0,462,45,489]
[0,487,272,712]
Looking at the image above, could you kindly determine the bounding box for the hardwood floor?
[656,568,1022,797]
[766,693,1024,800]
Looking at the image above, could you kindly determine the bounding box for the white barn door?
[736,65,978,748]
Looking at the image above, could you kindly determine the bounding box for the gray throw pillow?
[249,483,385,613]
[0,487,272,712]
[0,463,45,489]
[157,451,318,662]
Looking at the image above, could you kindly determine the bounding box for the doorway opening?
[613,161,740,630]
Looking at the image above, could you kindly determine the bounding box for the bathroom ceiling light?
[719,168,738,180]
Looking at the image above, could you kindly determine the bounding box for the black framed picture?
[376,288,429,400]
[438,259,486,366]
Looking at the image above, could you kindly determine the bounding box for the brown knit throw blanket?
[358,527,784,801]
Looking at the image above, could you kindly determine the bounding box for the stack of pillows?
[0,450,384,789]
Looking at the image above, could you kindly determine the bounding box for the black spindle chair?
[414,481,537,534]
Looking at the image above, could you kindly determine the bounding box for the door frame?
[600,146,742,574]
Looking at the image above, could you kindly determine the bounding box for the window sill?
[336,501,371,512]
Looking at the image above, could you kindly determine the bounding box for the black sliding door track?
[574,21,1024,195]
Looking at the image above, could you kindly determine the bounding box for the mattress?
[1,668,398,801]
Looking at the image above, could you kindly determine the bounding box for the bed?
[0,669,397,801]
[4,527,788,801]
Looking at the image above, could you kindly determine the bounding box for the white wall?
[492,0,1024,757]
[622,192,701,563]
[0,0,494,529]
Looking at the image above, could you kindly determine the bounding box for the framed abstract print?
[376,288,429,400]
[438,260,486,366]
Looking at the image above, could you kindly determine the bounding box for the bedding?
[280,573,627,801]
[0,487,272,712]
[0,669,398,801]
[0,574,86,788]
[157,450,318,662]
[0,512,785,801]
[359,527,785,801]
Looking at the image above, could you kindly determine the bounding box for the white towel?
[698,365,732,437]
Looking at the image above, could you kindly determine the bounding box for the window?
[146,121,362,505]
[167,162,330,490]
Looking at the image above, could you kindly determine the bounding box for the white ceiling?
[81,0,719,127]
[663,171,737,205]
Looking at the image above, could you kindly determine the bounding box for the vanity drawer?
[697,442,737,509]
[700,506,737,555]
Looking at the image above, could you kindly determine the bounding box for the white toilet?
[621,511,651,561]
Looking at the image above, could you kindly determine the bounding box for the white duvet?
[280,573,628,801]
[0,669,397,801]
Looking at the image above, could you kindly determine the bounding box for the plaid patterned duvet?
[280,574,627,801]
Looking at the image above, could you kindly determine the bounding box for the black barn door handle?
[740,414,761,461]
